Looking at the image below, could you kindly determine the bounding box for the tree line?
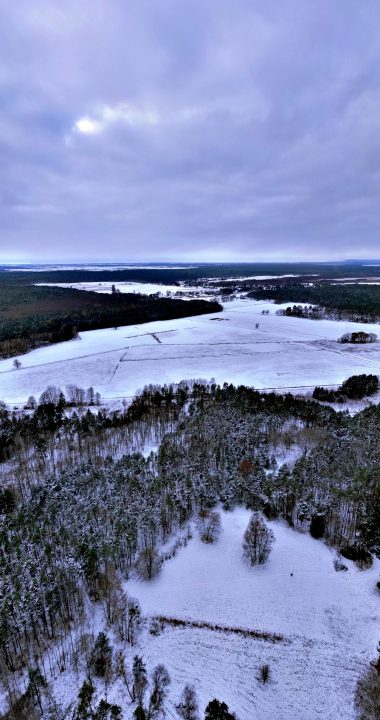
[248,283,380,321]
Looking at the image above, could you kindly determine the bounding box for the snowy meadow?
[1,298,380,408]
[124,508,379,720]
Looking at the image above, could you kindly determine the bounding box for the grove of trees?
[313,374,379,403]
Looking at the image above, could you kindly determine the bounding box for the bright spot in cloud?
[73,102,159,136]
[74,116,103,135]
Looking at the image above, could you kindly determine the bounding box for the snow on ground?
[126,508,380,720]
[207,273,317,282]
[36,281,207,296]
[1,298,380,406]
[274,445,303,468]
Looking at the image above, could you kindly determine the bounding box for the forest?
[0,380,379,717]
[248,284,380,321]
[0,285,221,358]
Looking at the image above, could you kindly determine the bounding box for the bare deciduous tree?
[147,664,170,718]
[175,684,200,720]
[242,513,274,565]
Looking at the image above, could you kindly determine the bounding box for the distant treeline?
[1,261,380,286]
[248,284,380,320]
[0,285,222,358]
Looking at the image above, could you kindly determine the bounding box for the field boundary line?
[152,615,290,644]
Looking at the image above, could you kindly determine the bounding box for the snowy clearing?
[49,508,380,719]
[125,508,380,720]
[1,298,380,406]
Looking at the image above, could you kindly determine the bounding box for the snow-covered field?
[36,280,207,296]
[124,508,379,720]
[1,298,380,406]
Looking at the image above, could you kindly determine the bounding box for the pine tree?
[204,699,236,719]
[134,706,147,720]
[90,633,112,678]
[76,679,95,719]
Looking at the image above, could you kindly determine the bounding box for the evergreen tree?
[76,680,95,720]
[204,699,236,719]
[90,633,112,678]
[134,707,147,720]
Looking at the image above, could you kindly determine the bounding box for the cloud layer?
[1,0,380,261]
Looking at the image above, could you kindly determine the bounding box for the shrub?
[149,618,164,636]
[198,511,221,544]
[259,664,271,684]
[340,544,372,568]
[333,557,348,572]
[339,331,377,344]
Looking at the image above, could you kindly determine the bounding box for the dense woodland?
[248,284,380,321]
[0,381,379,717]
[0,285,221,358]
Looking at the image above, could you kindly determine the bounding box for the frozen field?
[125,508,380,720]
[1,299,380,405]
[36,280,206,296]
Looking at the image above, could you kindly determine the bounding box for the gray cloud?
[0,0,380,262]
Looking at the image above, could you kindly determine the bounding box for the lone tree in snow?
[13,358,21,369]
[176,684,200,720]
[242,513,274,565]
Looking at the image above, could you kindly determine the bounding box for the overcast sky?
[1,1,380,263]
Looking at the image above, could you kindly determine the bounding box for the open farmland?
[0,298,380,406]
